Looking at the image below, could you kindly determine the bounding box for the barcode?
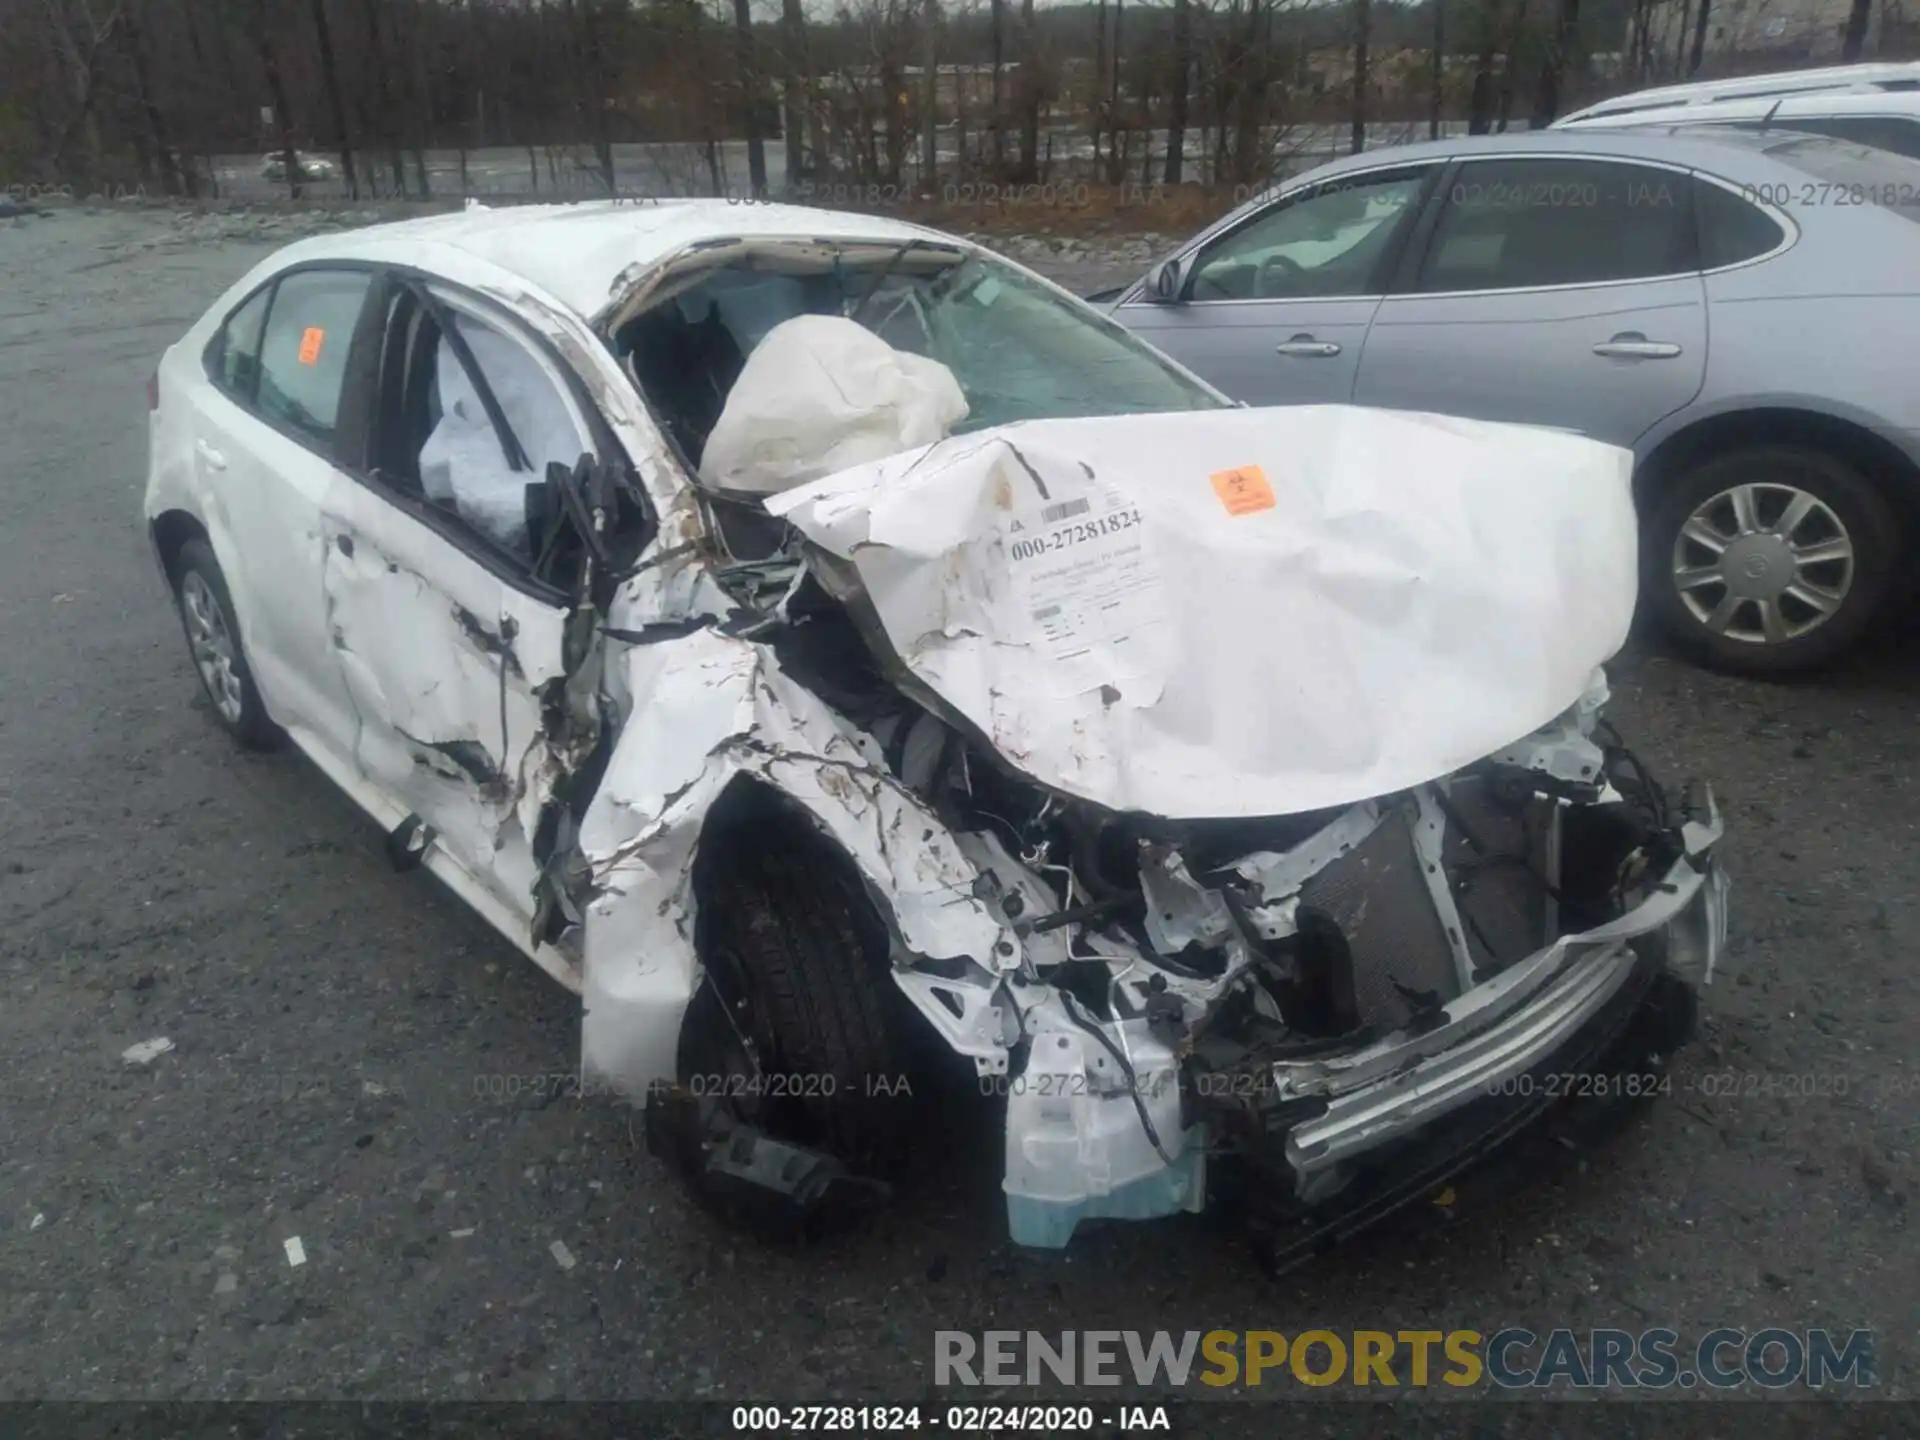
[1031,606,1061,621]
[1041,498,1091,523]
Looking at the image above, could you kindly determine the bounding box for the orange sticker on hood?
[1210,464,1275,516]
[297,326,325,365]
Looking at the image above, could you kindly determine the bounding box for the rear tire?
[171,538,277,749]
[674,811,919,1234]
[1643,444,1898,676]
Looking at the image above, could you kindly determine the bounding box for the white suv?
[1555,61,1920,125]
[1555,78,1920,161]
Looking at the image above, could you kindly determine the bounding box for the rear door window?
[1414,158,1697,292]
[255,269,375,449]
[1693,178,1787,267]
[207,287,271,401]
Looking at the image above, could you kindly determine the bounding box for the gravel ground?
[0,201,1916,1409]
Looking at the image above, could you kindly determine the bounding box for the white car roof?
[1558,87,1920,129]
[272,199,950,321]
[1555,61,1920,124]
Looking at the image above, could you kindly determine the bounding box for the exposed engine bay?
[566,238,1729,1254]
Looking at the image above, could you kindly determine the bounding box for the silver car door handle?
[1276,336,1342,358]
[1592,338,1682,360]
[195,438,228,470]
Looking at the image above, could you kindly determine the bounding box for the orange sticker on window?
[297,326,325,366]
[1209,464,1276,516]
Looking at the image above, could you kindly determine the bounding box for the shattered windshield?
[854,252,1226,429]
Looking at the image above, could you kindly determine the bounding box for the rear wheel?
[1644,445,1898,675]
[172,538,276,748]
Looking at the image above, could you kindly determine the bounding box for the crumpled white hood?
[767,405,1638,818]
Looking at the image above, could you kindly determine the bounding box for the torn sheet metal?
[770,406,1639,818]
[576,623,1015,1099]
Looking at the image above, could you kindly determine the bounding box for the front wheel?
[667,809,921,1236]
[1643,444,1899,675]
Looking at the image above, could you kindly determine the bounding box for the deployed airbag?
[768,405,1638,818]
[697,314,967,495]
[421,314,590,552]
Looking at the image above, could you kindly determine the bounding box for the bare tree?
[1429,0,1444,139]
[1165,0,1191,182]
[1842,0,1873,58]
[359,0,407,194]
[1532,0,1580,125]
[988,0,1005,166]
[1018,0,1040,180]
[1688,0,1711,74]
[1350,0,1370,154]
[732,0,767,194]
[921,0,938,184]
[121,1,187,194]
[307,0,357,196]
[248,0,303,198]
[782,0,809,182]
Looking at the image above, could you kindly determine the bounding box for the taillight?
[146,370,159,411]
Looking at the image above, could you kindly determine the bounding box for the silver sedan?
[1109,127,1920,674]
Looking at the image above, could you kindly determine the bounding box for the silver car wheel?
[1670,481,1854,646]
[181,571,246,724]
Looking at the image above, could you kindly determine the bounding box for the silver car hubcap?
[1671,481,1853,645]
[181,571,245,724]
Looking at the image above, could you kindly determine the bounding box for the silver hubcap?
[1671,481,1854,645]
[181,571,245,724]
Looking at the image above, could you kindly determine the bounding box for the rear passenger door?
[195,265,377,772]
[317,275,604,931]
[1354,156,1708,447]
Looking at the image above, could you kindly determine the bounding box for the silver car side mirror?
[1148,257,1188,304]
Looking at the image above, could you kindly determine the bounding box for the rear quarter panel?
[1638,200,1920,467]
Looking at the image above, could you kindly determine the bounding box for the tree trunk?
[782,0,809,183]
[251,9,303,200]
[1689,0,1711,74]
[1495,0,1528,130]
[1104,0,1122,184]
[1429,0,1444,139]
[1532,0,1580,126]
[308,0,357,198]
[922,0,939,187]
[1019,0,1040,180]
[1350,0,1371,155]
[1165,0,1190,183]
[1841,0,1872,59]
[411,16,432,198]
[568,0,617,193]
[989,0,1005,166]
[732,0,767,194]
[360,0,408,195]
[123,4,186,196]
[1098,0,1113,168]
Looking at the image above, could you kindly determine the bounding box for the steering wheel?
[1254,251,1304,298]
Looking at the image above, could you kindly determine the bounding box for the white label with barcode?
[1000,485,1168,694]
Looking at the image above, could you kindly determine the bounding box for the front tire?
[1644,445,1898,675]
[172,538,276,749]
[672,810,919,1235]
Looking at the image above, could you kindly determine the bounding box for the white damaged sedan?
[145,199,1729,1262]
